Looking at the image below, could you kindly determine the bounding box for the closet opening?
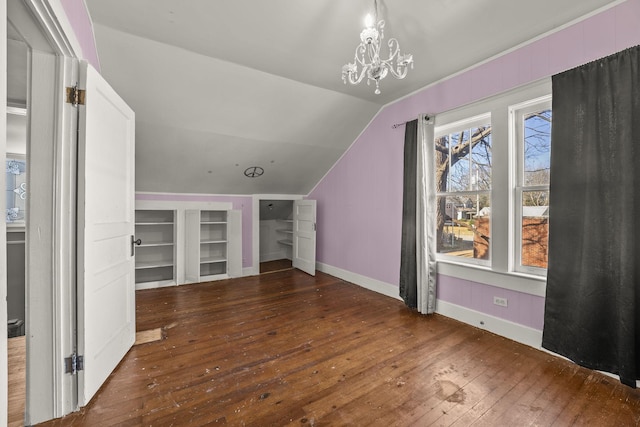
[259,199,293,274]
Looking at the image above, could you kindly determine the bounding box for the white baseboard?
[316,262,542,350]
[135,280,176,291]
[435,300,543,349]
[316,262,401,301]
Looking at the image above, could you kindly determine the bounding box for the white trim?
[135,199,232,211]
[136,190,254,199]
[316,262,401,301]
[437,261,546,297]
[435,300,543,350]
[29,0,81,58]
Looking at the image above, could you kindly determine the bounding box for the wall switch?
[493,296,508,307]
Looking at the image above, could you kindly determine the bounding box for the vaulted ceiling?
[84,0,618,195]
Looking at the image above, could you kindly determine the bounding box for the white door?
[292,200,317,276]
[76,61,136,406]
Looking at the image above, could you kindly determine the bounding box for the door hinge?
[66,85,86,106]
[64,353,84,374]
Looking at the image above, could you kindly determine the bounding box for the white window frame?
[433,79,551,297]
[435,113,492,267]
[510,96,552,276]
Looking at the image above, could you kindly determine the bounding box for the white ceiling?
[82,1,617,194]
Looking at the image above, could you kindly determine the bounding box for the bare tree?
[435,127,491,251]
[434,109,551,253]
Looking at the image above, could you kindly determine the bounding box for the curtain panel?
[542,45,640,387]
[400,115,436,314]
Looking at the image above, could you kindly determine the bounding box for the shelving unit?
[134,210,176,289]
[199,210,228,279]
[185,209,242,283]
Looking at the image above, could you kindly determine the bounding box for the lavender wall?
[60,0,101,70]
[309,0,640,331]
[135,193,253,269]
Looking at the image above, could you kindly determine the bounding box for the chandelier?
[341,0,413,95]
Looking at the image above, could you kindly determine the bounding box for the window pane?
[434,135,449,192]
[524,110,552,186]
[437,195,490,261]
[521,191,549,268]
[448,130,470,192]
[471,126,492,191]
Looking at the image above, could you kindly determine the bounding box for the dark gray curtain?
[542,45,640,387]
[400,119,418,309]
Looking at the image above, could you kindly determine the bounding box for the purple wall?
[60,0,101,70]
[309,0,640,331]
[135,193,253,269]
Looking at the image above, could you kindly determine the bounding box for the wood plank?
[8,336,26,427]
[35,270,640,426]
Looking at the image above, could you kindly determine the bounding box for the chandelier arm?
[347,66,370,85]
[386,38,401,60]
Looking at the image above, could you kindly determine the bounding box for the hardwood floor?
[260,259,293,274]
[35,270,640,426]
[8,336,25,427]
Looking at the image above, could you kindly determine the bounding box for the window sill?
[436,259,546,297]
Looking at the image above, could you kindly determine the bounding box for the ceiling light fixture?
[341,0,413,95]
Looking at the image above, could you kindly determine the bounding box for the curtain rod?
[391,115,431,129]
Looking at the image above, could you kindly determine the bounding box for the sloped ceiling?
[85,0,618,195]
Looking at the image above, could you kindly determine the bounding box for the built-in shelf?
[134,209,176,288]
[277,218,294,249]
[135,260,175,269]
[185,209,241,283]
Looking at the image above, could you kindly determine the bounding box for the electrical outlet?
[493,296,508,307]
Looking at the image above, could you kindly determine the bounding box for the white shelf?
[201,240,227,244]
[277,229,293,234]
[201,221,227,225]
[139,242,174,248]
[135,222,173,226]
[278,239,293,246]
[136,260,174,269]
[200,256,227,264]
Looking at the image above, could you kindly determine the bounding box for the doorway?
[6,0,81,423]
[259,199,294,273]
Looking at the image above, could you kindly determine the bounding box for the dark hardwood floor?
[260,259,293,274]
[38,270,640,426]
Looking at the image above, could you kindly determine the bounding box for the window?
[435,114,492,265]
[432,80,552,288]
[512,97,552,274]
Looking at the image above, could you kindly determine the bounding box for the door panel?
[292,200,316,276]
[77,61,135,406]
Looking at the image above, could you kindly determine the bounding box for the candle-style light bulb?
[364,13,374,28]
